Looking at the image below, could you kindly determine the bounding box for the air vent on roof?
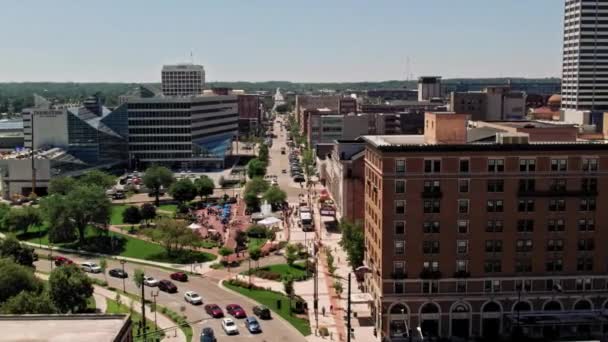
[496,133,529,145]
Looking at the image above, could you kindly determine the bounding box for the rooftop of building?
[126,93,237,103]
[0,147,86,164]
[162,63,205,71]
[0,314,130,342]
[480,120,577,129]
[0,119,23,131]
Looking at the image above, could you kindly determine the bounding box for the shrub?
[90,278,108,287]
[319,326,329,337]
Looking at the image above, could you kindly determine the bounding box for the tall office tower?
[417,76,442,101]
[161,64,206,96]
[561,0,608,124]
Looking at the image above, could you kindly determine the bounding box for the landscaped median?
[222,278,312,336]
[241,262,311,282]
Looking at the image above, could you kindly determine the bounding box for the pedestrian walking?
[322,306,326,316]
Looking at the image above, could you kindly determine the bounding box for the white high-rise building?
[561,0,608,124]
[161,64,205,97]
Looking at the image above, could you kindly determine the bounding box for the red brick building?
[362,113,608,341]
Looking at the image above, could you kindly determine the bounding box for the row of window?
[394,197,596,215]
[394,158,599,173]
[397,178,598,194]
[393,238,596,255]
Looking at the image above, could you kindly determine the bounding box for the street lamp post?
[347,273,352,342]
[151,290,159,334]
[120,260,126,293]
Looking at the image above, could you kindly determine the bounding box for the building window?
[577,257,593,272]
[488,158,505,172]
[486,220,503,233]
[546,259,563,272]
[394,241,405,255]
[423,180,441,193]
[456,260,468,272]
[581,178,597,192]
[576,278,592,291]
[422,280,438,294]
[423,261,439,272]
[549,199,566,212]
[456,240,469,254]
[518,179,536,192]
[484,280,501,292]
[515,279,532,292]
[395,200,406,214]
[578,238,595,251]
[487,200,503,212]
[577,218,595,232]
[516,239,533,253]
[394,282,404,294]
[424,159,441,173]
[423,241,440,254]
[547,239,564,252]
[423,221,440,234]
[487,179,504,192]
[550,179,567,192]
[519,159,536,172]
[517,219,534,233]
[579,198,596,211]
[485,240,503,253]
[547,218,566,232]
[518,199,535,212]
[395,180,406,194]
[551,158,568,172]
[546,279,561,291]
[423,199,440,213]
[395,160,406,174]
[458,199,470,214]
[457,220,469,234]
[459,159,470,173]
[484,260,502,273]
[459,179,469,193]
[582,158,598,172]
[394,221,405,235]
[515,260,532,273]
[456,280,467,293]
[393,261,405,274]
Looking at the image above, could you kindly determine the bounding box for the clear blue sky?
[0,0,563,82]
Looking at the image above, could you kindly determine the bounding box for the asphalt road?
[34,250,306,342]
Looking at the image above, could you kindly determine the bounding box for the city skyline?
[0,0,563,83]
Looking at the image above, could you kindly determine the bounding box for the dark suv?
[253,305,271,319]
[158,280,178,293]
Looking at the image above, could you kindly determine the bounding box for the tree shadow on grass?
[76,235,127,255]
[16,229,47,241]
[145,250,216,264]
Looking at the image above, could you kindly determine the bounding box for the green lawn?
[106,298,164,342]
[110,205,128,225]
[18,225,216,264]
[158,204,177,213]
[248,237,267,250]
[224,282,311,336]
[244,263,309,281]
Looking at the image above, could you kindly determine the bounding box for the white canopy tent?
[188,223,203,230]
[258,217,281,226]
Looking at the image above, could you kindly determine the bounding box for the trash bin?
[276,300,282,310]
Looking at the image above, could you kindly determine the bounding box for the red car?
[226,304,246,319]
[170,272,188,282]
[54,256,73,266]
[204,304,224,318]
[158,280,178,293]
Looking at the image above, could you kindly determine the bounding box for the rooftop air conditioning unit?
[496,132,529,145]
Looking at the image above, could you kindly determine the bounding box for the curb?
[218,278,311,338]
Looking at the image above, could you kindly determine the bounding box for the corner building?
[363,113,608,341]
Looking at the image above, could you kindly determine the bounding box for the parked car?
[204,304,224,318]
[245,317,262,333]
[143,275,159,287]
[80,261,102,273]
[271,180,278,186]
[170,272,188,282]
[54,256,73,266]
[221,318,239,335]
[184,291,202,305]
[109,268,128,278]
[226,304,246,318]
[200,327,216,342]
[158,280,177,293]
[253,305,271,319]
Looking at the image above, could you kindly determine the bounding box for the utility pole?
[151,290,159,335]
[141,282,147,341]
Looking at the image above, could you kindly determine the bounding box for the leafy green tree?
[0,203,9,229]
[284,278,294,296]
[219,247,234,271]
[244,192,260,209]
[142,165,175,206]
[169,179,197,203]
[41,195,77,243]
[144,218,199,256]
[258,144,269,163]
[244,177,269,195]
[78,170,115,189]
[301,148,315,179]
[247,159,267,179]
[339,220,365,269]
[263,187,287,207]
[48,177,77,195]
[133,268,145,288]
[194,176,215,201]
[48,265,94,313]
[0,258,43,303]
[285,244,298,266]
[0,290,57,314]
[249,246,262,269]
[122,206,142,225]
[0,236,36,266]
[139,203,156,225]
[235,231,248,251]
[247,224,268,238]
[2,206,42,235]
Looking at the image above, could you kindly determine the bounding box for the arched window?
[482,301,501,313]
[452,303,470,313]
[574,300,592,311]
[543,300,563,311]
[390,303,408,315]
[421,303,440,314]
[513,301,532,312]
